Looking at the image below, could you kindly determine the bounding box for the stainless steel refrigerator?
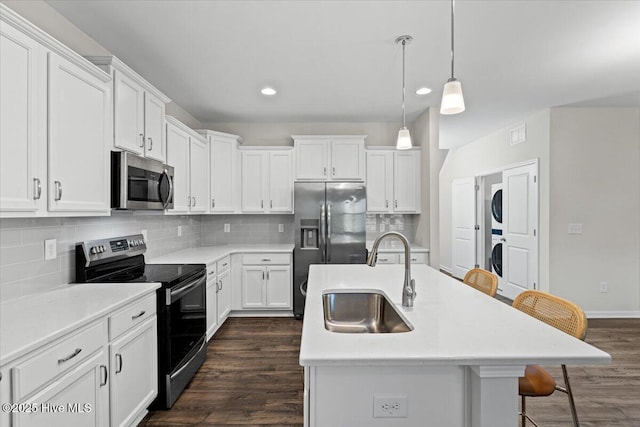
[293,182,367,318]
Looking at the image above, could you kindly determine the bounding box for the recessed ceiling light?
[261,87,277,96]
[416,87,432,95]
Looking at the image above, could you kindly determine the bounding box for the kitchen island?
[299,264,610,427]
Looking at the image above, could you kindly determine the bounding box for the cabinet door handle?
[385,200,389,208]
[116,353,123,373]
[261,200,264,209]
[266,270,270,280]
[54,181,62,201]
[332,166,336,176]
[148,137,153,151]
[270,200,273,208]
[33,178,42,200]
[192,197,196,207]
[262,271,265,280]
[131,310,146,320]
[188,196,191,207]
[212,198,215,208]
[323,167,327,176]
[58,348,81,364]
[139,133,145,148]
[100,365,108,386]
[394,200,398,208]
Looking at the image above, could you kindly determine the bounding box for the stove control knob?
[90,247,98,255]
[100,245,106,253]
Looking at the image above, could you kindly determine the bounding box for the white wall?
[549,108,640,316]
[439,110,551,291]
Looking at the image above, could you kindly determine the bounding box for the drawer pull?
[222,262,228,267]
[100,365,108,387]
[208,270,216,276]
[116,354,123,373]
[58,348,82,364]
[261,258,271,262]
[131,310,146,320]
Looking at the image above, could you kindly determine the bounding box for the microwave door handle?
[162,169,174,209]
[166,273,205,305]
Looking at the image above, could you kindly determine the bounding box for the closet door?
[451,177,477,279]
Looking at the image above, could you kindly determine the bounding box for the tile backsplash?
[1,212,416,301]
[0,212,201,301]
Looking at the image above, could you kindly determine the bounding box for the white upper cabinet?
[48,53,111,213]
[199,130,241,213]
[0,22,45,214]
[293,135,366,181]
[365,149,421,214]
[166,116,209,214]
[1,5,112,217]
[240,148,293,213]
[87,56,170,163]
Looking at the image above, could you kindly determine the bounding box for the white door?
[48,53,110,213]
[268,151,292,212]
[210,137,235,212]
[189,137,208,213]
[143,92,165,162]
[166,123,191,213]
[295,140,328,180]
[113,70,145,155]
[451,177,477,279]
[266,265,292,308]
[0,24,43,213]
[110,317,158,427]
[206,275,218,340]
[393,151,420,213]
[365,151,393,213]
[330,140,363,180]
[16,351,109,427]
[241,151,266,212]
[501,163,538,299]
[217,268,232,324]
[241,266,266,308]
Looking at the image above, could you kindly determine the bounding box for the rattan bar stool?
[512,290,588,427]
[462,268,498,297]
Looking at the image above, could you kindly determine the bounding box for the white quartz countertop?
[148,244,294,265]
[0,283,160,366]
[366,240,429,253]
[299,264,611,367]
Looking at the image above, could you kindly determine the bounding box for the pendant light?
[396,35,413,150]
[440,0,465,115]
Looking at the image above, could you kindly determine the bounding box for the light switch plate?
[177,226,182,237]
[44,239,57,260]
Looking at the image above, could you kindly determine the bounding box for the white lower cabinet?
[205,256,232,341]
[0,292,158,427]
[15,349,109,427]
[109,317,157,427]
[205,264,219,341]
[216,265,232,324]
[241,254,292,309]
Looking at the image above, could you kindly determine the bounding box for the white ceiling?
[48,0,640,149]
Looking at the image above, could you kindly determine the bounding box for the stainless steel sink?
[322,291,413,333]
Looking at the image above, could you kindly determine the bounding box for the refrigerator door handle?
[320,203,326,262]
[327,203,332,262]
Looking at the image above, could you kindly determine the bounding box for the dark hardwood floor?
[141,317,639,426]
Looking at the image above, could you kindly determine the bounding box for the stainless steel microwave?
[111,151,174,210]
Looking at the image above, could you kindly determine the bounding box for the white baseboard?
[585,310,640,319]
[439,264,452,275]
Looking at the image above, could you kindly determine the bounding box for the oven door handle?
[166,273,206,305]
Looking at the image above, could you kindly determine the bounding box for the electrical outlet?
[224,224,231,233]
[278,224,284,233]
[600,282,608,293]
[178,226,182,237]
[44,239,57,260]
[568,223,583,234]
[373,395,408,418]
[141,229,148,241]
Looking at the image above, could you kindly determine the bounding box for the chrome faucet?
[366,231,416,308]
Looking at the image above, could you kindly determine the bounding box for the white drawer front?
[375,253,400,264]
[217,255,231,272]
[207,265,217,280]
[12,320,106,401]
[242,253,290,265]
[109,293,157,340]
[400,252,428,264]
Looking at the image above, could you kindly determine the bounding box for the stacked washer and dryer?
[490,184,503,282]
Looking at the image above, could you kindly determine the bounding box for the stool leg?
[521,395,526,427]
[562,365,580,426]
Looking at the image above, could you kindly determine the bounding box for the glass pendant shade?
[440,78,465,115]
[396,127,412,150]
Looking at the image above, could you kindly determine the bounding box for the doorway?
[452,160,539,299]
